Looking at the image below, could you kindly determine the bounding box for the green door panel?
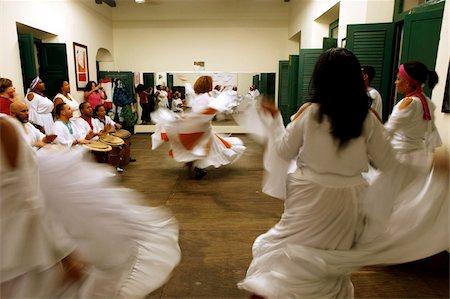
[288,55,299,119]
[38,43,68,100]
[252,75,260,87]
[18,33,37,91]
[167,73,174,90]
[401,4,444,75]
[143,73,155,89]
[298,49,322,107]
[346,23,395,120]
[323,37,338,51]
[278,61,290,124]
[260,73,276,99]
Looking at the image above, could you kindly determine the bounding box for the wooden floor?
[120,134,449,299]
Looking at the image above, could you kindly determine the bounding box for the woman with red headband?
[385,61,442,162]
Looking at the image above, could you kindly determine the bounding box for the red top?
[139,91,148,104]
[0,96,12,115]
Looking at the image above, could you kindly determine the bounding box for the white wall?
[431,1,449,147]
[111,19,292,105]
[289,0,394,48]
[0,0,114,101]
[112,20,291,73]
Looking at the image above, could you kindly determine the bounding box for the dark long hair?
[309,48,370,148]
[402,61,439,90]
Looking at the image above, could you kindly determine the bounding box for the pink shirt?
[88,92,102,109]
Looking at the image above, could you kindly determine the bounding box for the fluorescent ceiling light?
[135,0,145,3]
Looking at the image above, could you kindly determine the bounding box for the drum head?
[99,135,125,146]
[83,141,112,152]
[112,129,131,139]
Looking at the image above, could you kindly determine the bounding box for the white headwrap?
[27,76,40,94]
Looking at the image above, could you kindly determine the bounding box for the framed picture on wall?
[73,42,89,90]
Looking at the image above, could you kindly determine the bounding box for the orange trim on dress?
[178,132,205,150]
[215,134,232,148]
[201,107,217,115]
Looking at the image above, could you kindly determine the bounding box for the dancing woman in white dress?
[1,113,181,298]
[152,76,245,179]
[238,49,448,298]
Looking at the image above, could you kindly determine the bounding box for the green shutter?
[298,49,322,107]
[143,73,155,89]
[346,23,395,120]
[166,73,174,90]
[401,4,444,70]
[322,37,337,51]
[259,73,276,99]
[252,74,260,87]
[18,33,37,91]
[288,55,299,118]
[278,61,290,124]
[38,43,68,99]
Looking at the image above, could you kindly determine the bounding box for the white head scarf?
[27,76,40,94]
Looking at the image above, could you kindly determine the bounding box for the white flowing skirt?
[36,148,181,298]
[152,108,245,169]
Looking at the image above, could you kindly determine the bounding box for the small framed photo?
[73,42,89,90]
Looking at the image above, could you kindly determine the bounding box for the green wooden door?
[143,73,155,89]
[252,75,260,87]
[278,61,290,124]
[38,43,68,99]
[298,49,322,107]
[166,73,174,90]
[288,55,299,119]
[18,33,37,92]
[346,23,395,120]
[322,37,337,51]
[259,73,276,99]
[400,3,444,97]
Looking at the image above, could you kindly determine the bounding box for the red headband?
[398,64,431,120]
[399,64,420,87]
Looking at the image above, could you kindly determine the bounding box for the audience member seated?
[10,101,57,150]
[74,102,110,141]
[53,79,80,118]
[0,77,17,114]
[94,104,121,132]
[52,103,91,147]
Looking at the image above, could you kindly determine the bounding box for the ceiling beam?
[95,0,116,7]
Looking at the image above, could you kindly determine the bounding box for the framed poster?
[73,42,89,90]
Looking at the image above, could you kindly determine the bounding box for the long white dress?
[237,104,448,298]
[25,92,54,134]
[152,89,245,169]
[0,114,77,298]
[1,114,181,298]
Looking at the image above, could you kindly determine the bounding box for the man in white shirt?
[9,101,57,149]
[74,102,109,141]
[53,103,91,147]
[362,65,383,120]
